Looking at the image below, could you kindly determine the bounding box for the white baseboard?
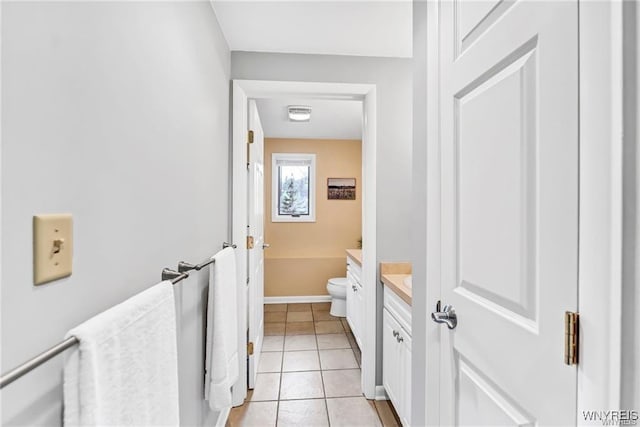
[215,407,230,427]
[375,385,389,401]
[264,295,331,304]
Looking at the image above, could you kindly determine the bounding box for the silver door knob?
[262,243,270,249]
[431,304,457,330]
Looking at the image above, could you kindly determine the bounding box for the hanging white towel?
[63,281,179,426]
[204,247,239,410]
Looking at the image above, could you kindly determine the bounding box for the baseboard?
[264,295,331,304]
[375,385,389,401]
[215,406,231,427]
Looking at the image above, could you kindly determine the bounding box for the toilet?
[327,277,348,317]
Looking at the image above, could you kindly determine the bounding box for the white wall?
[622,0,640,410]
[231,51,412,383]
[1,2,230,425]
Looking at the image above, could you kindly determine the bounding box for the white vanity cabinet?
[383,286,412,426]
[346,254,363,349]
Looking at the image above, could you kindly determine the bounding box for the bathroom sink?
[403,276,412,288]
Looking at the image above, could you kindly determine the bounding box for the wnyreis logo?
[582,410,639,426]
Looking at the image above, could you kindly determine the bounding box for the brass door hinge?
[247,130,254,166]
[564,311,579,365]
[247,341,254,355]
[246,235,255,249]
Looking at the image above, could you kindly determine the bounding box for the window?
[272,153,316,222]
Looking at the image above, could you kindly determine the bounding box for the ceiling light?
[288,105,312,122]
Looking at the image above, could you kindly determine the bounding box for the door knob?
[262,243,270,249]
[431,304,457,330]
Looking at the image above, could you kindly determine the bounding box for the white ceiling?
[255,98,362,140]
[211,1,412,58]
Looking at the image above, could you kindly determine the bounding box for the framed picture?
[327,178,356,200]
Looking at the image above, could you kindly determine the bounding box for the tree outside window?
[272,153,316,222]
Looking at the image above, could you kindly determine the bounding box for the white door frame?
[420,0,625,423]
[231,79,378,402]
[576,1,624,415]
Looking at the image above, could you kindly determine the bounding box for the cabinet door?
[400,328,412,427]
[382,309,402,410]
[346,271,357,334]
[354,283,364,348]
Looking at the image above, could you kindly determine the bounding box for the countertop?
[345,249,362,267]
[380,262,412,306]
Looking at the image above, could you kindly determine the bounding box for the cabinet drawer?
[383,286,411,335]
[346,270,360,287]
[346,256,362,282]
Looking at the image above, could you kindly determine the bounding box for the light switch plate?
[33,214,73,285]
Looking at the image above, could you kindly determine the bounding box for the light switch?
[33,214,73,285]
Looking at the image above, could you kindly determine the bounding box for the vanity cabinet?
[346,254,363,349]
[383,286,412,426]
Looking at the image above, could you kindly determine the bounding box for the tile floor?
[227,302,400,427]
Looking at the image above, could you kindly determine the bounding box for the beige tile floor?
[227,303,400,427]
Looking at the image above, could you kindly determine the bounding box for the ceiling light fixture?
[288,105,312,122]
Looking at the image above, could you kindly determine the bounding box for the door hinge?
[247,130,254,167]
[247,341,254,355]
[246,235,255,249]
[564,311,579,365]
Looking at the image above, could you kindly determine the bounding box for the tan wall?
[265,138,362,296]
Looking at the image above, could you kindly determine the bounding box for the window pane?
[278,165,310,216]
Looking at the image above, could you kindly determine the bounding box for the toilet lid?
[328,277,349,286]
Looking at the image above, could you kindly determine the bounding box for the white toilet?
[327,277,348,317]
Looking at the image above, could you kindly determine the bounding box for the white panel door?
[247,100,265,389]
[438,1,579,425]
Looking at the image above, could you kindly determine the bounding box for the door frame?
[231,79,378,403]
[419,0,625,424]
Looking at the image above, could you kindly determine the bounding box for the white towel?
[204,247,239,410]
[63,281,179,426]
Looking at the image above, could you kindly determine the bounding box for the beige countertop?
[345,249,362,267]
[380,262,412,306]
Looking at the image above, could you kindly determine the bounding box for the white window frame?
[271,153,316,222]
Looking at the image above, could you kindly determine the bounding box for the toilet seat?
[327,277,348,298]
[328,277,349,287]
